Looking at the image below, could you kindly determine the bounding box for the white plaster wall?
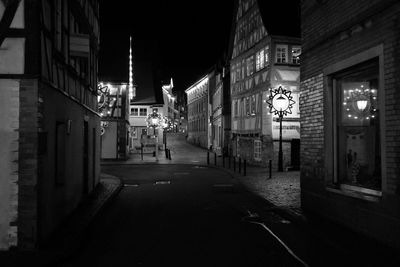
[0,79,19,250]
[0,0,24,29]
[101,121,117,159]
[0,38,25,74]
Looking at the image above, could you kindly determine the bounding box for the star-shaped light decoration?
[266,86,296,116]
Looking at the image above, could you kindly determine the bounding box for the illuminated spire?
[129,36,135,99]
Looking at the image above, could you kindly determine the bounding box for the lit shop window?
[276,44,288,63]
[292,46,301,64]
[335,59,381,190]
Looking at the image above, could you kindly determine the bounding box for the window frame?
[276,44,288,64]
[139,108,147,116]
[323,44,386,195]
[292,46,301,64]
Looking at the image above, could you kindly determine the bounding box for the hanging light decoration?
[343,86,377,120]
[128,36,135,100]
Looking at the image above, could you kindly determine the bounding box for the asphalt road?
[60,164,308,267]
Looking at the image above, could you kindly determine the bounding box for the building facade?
[210,63,231,156]
[161,78,179,132]
[230,0,301,169]
[98,82,130,160]
[185,75,210,149]
[300,0,400,249]
[0,0,100,250]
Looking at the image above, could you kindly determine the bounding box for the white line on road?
[154,181,171,185]
[124,184,139,187]
[243,211,309,267]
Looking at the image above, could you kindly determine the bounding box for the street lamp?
[267,86,295,172]
[146,109,163,161]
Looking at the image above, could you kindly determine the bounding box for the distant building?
[300,0,400,250]
[210,59,231,156]
[0,0,100,249]
[161,78,179,132]
[98,82,130,160]
[229,0,301,168]
[129,61,164,153]
[185,74,210,149]
[175,89,188,133]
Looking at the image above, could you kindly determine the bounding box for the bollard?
[165,148,168,158]
[168,149,172,160]
[233,156,236,172]
[141,145,143,160]
[207,151,210,165]
[214,152,217,166]
[244,159,246,176]
[239,157,241,173]
[269,159,272,179]
[222,154,225,168]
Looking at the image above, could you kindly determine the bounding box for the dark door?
[83,121,89,195]
[291,139,300,170]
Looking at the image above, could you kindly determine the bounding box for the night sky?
[99,1,235,91]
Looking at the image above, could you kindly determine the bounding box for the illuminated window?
[256,49,264,71]
[264,45,269,66]
[276,44,288,63]
[333,59,381,190]
[292,46,301,64]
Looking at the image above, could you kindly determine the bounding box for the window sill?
[326,184,382,202]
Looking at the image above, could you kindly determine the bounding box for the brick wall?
[0,79,20,250]
[301,0,400,249]
[18,79,39,250]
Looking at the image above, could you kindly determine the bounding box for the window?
[131,108,138,116]
[264,45,269,66]
[292,46,301,64]
[256,49,264,71]
[139,108,147,116]
[254,140,261,161]
[276,45,288,63]
[246,56,254,76]
[333,59,381,190]
[251,95,256,115]
[256,46,269,71]
[245,97,250,115]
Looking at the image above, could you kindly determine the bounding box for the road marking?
[154,181,171,185]
[192,166,206,169]
[243,210,309,267]
[213,184,234,188]
[191,160,200,163]
[124,184,139,187]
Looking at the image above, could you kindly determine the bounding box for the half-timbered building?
[0,0,100,250]
[230,0,301,169]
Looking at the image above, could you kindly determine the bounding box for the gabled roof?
[257,0,301,38]
[131,60,164,105]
